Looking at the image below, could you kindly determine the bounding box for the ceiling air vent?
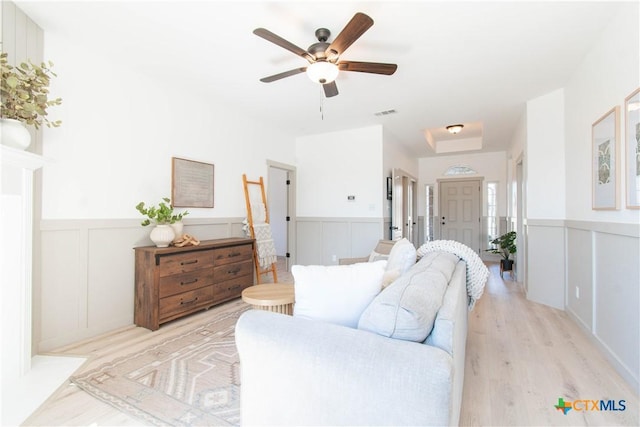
[374,109,397,117]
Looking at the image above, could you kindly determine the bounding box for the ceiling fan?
[253,12,397,98]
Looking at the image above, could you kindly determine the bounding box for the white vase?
[1,118,32,150]
[170,221,184,240]
[150,224,175,248]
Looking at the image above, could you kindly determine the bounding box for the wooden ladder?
[242,174,278,284]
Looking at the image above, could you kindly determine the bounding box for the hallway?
[460,263,638,426]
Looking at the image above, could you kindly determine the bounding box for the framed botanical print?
[592,106,620,210]
[625,88,640,208]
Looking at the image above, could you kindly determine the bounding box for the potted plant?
[485,231,516,275]
[135,197,188,247]
[0,52,62,150]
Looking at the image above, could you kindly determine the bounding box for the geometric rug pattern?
[70,305,250,426]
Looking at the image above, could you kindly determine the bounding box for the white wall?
[34,31,298,351]
[42,33,296,220]
[296,125,383,218]
[564,2,639,224]
[511,2,639,391]
[561,2,639,391]
[382,127,418,220]
[526,89,566,219]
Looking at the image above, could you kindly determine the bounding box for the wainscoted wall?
[525,219,566,310]
[36,218,246,352]
[295,217,385,266]
[565,220,639,391]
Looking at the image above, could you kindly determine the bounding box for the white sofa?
[235,251,469,426]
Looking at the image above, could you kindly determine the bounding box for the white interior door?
[439,179,482,253]
[391,169,418,242]
[391,171,404,240]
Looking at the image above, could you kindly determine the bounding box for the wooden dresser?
[134,237,255,330]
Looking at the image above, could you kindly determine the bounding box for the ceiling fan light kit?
[254,12,397,98]
[306,61,339,84]
[447,124,464,134]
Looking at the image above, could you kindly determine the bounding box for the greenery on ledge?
[0,52,62,129]
[136,197,189,226]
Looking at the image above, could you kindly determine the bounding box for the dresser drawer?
[158,269,214,298]
[213,276,253,302]
[214,259,253,282]
[213,244,253,266]
[159,286,214,320]
[158,250,215,277]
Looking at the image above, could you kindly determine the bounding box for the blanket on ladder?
[417,240,489,310]
[252,223,278,270]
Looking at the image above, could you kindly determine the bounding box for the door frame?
[267,160,296,270]
[437,177,483,253]
[391,168,418,245]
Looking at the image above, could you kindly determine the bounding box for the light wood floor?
[24,262,637,426]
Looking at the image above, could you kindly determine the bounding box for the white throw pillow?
[386,238,417,275]
[292,260,386,328]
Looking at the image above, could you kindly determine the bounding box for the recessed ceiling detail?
[424,122,484,154]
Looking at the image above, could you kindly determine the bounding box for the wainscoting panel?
[594,231,639,387]
[565,220,640,392]
[565,227,593,330]
[37,218,245,352]
[525,220,566,310]
[295,217,384,266]
[349,221,384,260]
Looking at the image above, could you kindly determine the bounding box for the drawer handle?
[228,267,241,275]
[228,252,241,258]
[180,297,199,305]
[181,260,198,266]
[228,284,241,292]
[181,278,198,286]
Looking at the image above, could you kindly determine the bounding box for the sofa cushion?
[386,238,417,276]
[292,260,386,328]
[357,252,459,342]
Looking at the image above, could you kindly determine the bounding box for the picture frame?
[624,88,640,209]
[171,157,214,208]
[592,106,620,210]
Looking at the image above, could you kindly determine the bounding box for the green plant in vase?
[135,197,188,247]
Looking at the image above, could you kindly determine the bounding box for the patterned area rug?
[71,305,250,426]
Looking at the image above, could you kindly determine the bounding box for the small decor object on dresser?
[135,197,189,247]
[0,52,62,150]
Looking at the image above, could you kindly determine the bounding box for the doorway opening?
[390,168,418,247]
[267,161,296,271]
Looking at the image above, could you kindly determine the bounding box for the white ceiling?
[16,1,622,157]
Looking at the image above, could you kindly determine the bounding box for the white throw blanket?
[417,240,489,310]
[251,223,278,270]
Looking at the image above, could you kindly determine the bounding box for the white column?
[0,146,45,380]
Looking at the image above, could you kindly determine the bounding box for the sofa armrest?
[236,310,453,426]
[338,256,368,265]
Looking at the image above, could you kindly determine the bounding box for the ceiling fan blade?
[253,28,315,63]
[260,67,307,83]
[323,81,339,98]
[325,12,374,60]
[338,61,397,75]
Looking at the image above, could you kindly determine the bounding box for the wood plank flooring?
[460,263,638,426]
[24,262,638,426]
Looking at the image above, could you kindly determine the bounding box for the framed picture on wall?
[592,106,620,210]
[625,88,640,209]
[171,157,215,208]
